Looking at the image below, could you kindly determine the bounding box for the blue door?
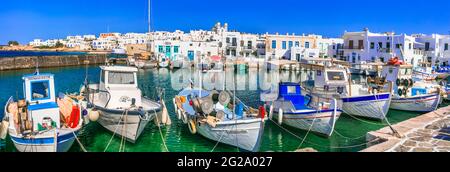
[188,51,194,61]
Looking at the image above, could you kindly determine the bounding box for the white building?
[342,29,424,66]
[413,34,450,66]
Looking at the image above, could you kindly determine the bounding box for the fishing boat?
[135,59,157,69]
[268,82,341,137]
[302,61,393,120]
[381,60,441,112]
[2,71,83,152]
[435,65,450,79]
[173,70,265,152]
[82,65,170,143]
[158,55,170,68]
[170,54,185,69]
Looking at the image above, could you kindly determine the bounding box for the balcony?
[342,46,364,50]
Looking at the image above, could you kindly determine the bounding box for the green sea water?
[0,66,448,152]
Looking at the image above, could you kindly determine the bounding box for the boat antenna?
[35,56,40,75]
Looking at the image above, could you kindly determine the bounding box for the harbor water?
[0,51,87,58]
[0,65,448,152]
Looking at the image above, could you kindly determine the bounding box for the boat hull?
[10,129,80,152]
[390,93,441,112]
[196,119,264,152]
[96,107,158,143]
[273,109,341,137]
[342,93,391,120]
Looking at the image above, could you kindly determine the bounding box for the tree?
[55,41,64,48]
[8,41,19,46]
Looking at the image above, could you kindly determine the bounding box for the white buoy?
[278,109,283,125]
[89,109,100,122]
[177,109,182,120]
[173,98,178,112]
[161,100,172,125]
[182,112,188,124]
[269,105,274,119]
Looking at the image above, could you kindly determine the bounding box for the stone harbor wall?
[362,105,450,152]
[391,118,450,152]
[0,54,108,71]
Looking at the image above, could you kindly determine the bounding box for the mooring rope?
[104,109,128,152]
[269,118,381,150]
[153,109,169,152]
[73,130,88,152]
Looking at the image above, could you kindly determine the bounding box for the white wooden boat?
[2,72,83,152]
[269,82,341,137]
[174,88,265,152]
[82,66,170,143]
[303,63,393,120]
[382,63,442,112]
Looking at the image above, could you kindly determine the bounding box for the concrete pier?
[361,105,450,152]
[0,54,108,71]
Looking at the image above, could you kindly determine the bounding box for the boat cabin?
[98,66,143,108]
[381,64,413,91]
[314,67,349,88]
[22,72,60,131]
[278,82,309,110]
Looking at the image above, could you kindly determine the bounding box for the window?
[371,57,376,62]
[231,50,237,56]
[333,45,336,50]
[370,42,375,49]
[409,43,412,50]
[272,40,277,49]
[425,42,430,51]
[288,41,293,48]
[247,41,252,49]
[349,40,354,49]
[108,72,135,85]
[396,44,402,49]
[226,38,230,44]
[386,42,391,50]
[327,72,345,81]
[158,46,163,53]
[295,41,300,47]
[305,42,310,49]
[378,42,383,49]
[287,86,297,94]
[232,38,237,46]
[445,43,449,51]
[282,41,287,49]
[174,46,179,53]
[31,81,50,100]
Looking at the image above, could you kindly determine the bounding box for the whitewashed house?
[342,29,424,66]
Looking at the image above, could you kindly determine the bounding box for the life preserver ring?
[66,106,80,128]
[398,89,403,96]
[409,79,414,87]
[403,88,408,97]
[403,79,410,87]
[278,109,283,125]
[188,118,197,134]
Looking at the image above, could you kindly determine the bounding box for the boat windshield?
[400,68,412,76]
[31,80,50,100]
[327,71,345,81]
[108,72,135,85]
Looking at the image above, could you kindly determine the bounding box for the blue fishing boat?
[2,71,84,152]
[268,82,342,137]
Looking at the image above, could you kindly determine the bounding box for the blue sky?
[1,0,450,44]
